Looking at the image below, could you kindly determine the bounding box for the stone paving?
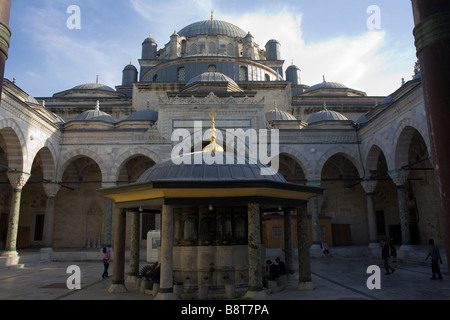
[0,250,448,301]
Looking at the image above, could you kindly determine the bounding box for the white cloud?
[225,11,415,96]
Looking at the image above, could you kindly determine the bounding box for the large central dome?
[178,20,247,38]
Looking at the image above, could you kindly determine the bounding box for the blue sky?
[4,0,417,98]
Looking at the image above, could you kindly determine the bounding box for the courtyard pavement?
[0,247,448,317]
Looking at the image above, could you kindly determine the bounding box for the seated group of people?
[138,262,161,283]
[263,257,286,288]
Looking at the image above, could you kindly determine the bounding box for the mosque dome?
[307,107,348,124]
[136,152,286,184]
[184,71,242,92]
[123,64,138,72]
[265,108,297,121]
[74,101,116,123]
[125,108,158,122]
[71,83,116,92]
[178,20,247,38]
[304,80,348,93]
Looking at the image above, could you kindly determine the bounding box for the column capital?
[43,182,61,198]
[102,181,117,189]
[360,180,377,194]
[6,171,30,191]
[306,180,321,187]
[388,169,410,187]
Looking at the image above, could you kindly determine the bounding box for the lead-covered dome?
[305,81,348,93]
[178,20,247,38]
[307,108,348,124]
[74,101,116,123]
[71,83,116,92]
[183,71,243,92]
[265,108,297,121]
[136,152,286,183]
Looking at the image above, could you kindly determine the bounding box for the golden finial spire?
[203,108,224,153]
[211,10,214,21]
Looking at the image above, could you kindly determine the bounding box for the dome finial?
[323,101,327,111]
[323,75,326,83]
[96,75,99,84]
[95,100,100,111]
[203,108,224,153]
[211,9,214,21]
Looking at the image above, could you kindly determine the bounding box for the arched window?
[239,66,248,81]
[208,64,217,72]
[208,42,217,54]
[265,73,271,81]
[190,43,198,55]
[177,67,186,81]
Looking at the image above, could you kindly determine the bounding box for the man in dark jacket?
[381,239,395,275]
[425,239,443,280]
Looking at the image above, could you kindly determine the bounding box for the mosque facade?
[0,17,441,263]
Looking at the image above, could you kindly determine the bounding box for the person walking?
[380,239,395,275]
[102,245,111,279]
[425,239,443,280]
[390,237,397,263]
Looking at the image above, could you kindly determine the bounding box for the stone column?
[360,180,379,248]
[154,204,177,300]
[126,209,140,284]
[244,203,266,300]
[411,0,450,274]
[101,182,116,247]
[388,169,412,247]
[108,208,127,293]
[0,0,11,102]
[283,207,294,278]
[2,172,30,257]
[40,182,61,253]
[297,206,314,290]
[307,180,321,249]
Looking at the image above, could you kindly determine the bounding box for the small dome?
[74,101,116,123]
[305,80,348,93]
[184,72,242,92]
[266,108,297,121]
[143,36,157,44]
[136,152,286,183]
[125,109,158,122]
[123,64,137,72]
[186,72,236,86]
[178,20,247,38]
[72,83,116,92]
[307,108,348,124]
